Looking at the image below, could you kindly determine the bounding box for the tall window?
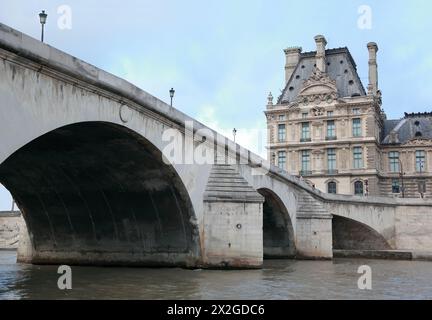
[416,150,426,172]
[301,150,310,173]
[278,151,286,169]
[354,181,364,196]
[327,181,337,194]
[389,151,400,172]
[301,122,310,141]
[327,148,336,172]
[352,118,362,137]
[392,179,400,193]
[326,120,336,138]
[353,147,363,169]
[278,124,286,142]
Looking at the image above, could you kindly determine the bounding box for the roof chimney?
[314,35,327,72]
[367,42,379,95]
[284,47,302,84]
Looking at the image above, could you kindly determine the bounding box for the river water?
[0,250,431,299]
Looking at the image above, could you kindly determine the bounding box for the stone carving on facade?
[311,106,325,117]
[402,138,432,147]
[295,67,339,106]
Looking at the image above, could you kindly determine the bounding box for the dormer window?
[415,131,422,137]
[415,120,420,126]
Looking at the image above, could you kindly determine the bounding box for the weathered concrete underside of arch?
[0,122,200,267]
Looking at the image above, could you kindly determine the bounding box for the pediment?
[294,68,339,105]
[299,83,337,96]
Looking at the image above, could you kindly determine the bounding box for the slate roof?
[381,112,432,144]
[278,47,366,104]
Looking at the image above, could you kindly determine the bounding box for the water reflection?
[1,251,431,299]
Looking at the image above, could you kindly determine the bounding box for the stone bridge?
[1,23,432,268]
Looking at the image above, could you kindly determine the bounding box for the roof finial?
[267,92,273,105]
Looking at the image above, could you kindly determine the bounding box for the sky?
[0,0,431,209]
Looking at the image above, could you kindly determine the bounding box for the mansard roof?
[382,112,432,144]
[278,47,366,104]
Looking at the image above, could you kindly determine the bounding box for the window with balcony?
[353,147,363,169]
[352,118,362,137]
[327,181,337,194]
[389,151,400,172]
[301,122,310,142]
[354,181,364,196]
[327,148,337,173]
[278,151,286,170]
[326,120,336,140]
[392,179,400,193]
[300,150,311,175]
[416,150,426,172]
[278,124,286,142]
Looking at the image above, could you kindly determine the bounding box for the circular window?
[415,120,420,126]
[340,60,344,64]
[301,65,305,69]
[344,69,348,74]
[289,86,294,91]
[349,80,354,85]
[327,62,330,66]
[296,75,300,79]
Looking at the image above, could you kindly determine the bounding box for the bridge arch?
[257,188,296,258]
[332,215,391,250]
[0,121,201,266]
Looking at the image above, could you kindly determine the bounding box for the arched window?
[354,181,364,196]
[327,181,337,194]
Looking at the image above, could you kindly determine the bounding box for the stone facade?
[265,35,432,198]
[0,211,23,249]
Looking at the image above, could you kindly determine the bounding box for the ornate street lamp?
[169,88,175,107]
[39,10,48,42]
[232,128,237,143]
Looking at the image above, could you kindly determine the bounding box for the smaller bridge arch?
[258,188,296,258]
[332,215,391,250]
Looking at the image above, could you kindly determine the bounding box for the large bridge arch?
[0,121,202,266]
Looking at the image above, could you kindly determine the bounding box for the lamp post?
[39,10,48,42]
[232,128,237,143]
[169,88,175,107]
[398,158,405,198]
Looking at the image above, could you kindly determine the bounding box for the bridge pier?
[295,214,333,259]
[202,164,265,268]
[294,194,333,259]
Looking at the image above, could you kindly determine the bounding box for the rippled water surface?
[1,250,431,299]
